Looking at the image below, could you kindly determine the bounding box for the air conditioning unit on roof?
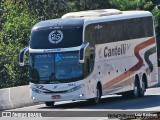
[62,9,122,18]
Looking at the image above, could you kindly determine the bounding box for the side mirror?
[19,47,29,66]
[79,42,89,63]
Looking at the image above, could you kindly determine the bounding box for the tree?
[0,0,71,88]
[0,0,160,88]
[0,0,36,88]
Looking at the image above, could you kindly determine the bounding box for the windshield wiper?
[49,81,61,84]
[57,74,74,79]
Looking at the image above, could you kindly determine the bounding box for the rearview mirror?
[79,42,89,63]
[19,47,29,66]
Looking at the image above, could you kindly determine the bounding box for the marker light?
[79,94,84,97]
[31,97,36,100]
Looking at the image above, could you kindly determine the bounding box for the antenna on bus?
[61,9,122,18]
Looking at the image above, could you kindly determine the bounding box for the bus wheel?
[45,101,55,107]
[139,80,146,97]
[131,77,140,98]
[90,86,101,104]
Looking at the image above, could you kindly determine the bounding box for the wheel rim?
[134,85,138,97]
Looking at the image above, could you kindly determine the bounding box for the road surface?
[1,87,160,120]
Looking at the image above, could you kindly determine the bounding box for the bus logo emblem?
[48,30,63,44]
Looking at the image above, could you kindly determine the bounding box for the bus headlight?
[32,88,42,94]
[67,84,85,93]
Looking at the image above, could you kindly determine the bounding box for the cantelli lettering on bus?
[104,44,127,57]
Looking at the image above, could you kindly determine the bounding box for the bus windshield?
[29,52,83,83]
[55,52,82,80]
[29,53,55,81]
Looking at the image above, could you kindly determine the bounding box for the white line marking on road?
[96,117,119,120]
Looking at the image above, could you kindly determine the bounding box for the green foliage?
[67,0,110,11]
[0,1,36,88]
[152,8,160,65]
[109,0,155,10]
[0,0,160,88]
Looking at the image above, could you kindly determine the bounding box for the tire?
[89,86,101,104]
[139,79,146,97]
[130,77,140,98]
[45,101,55,107]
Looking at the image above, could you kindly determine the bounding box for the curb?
[0,85,36,111]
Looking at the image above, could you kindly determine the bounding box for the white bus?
[19,9,159,107]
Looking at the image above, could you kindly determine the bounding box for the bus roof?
[32,9,152,30]
[32,18,84,31]
[61,9,122,18]
[62,9,152,26]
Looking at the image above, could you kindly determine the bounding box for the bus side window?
[84,55,94,78]
[83,25,95,78]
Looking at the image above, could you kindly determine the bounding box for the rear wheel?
[130,77,140,98]
[45,101,55,107]
[122,76,146,98]
[139,78,146,97]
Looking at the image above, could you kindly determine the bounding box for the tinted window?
[29,52,83,84]
[55,52,83,80]
[30,27,83,49]
[85,16,154,44]
[29,53,54,81]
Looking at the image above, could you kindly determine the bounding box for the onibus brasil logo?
[48,30,63,44]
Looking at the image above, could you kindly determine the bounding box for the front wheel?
[89,86,101,104]
[45,101,55,107]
